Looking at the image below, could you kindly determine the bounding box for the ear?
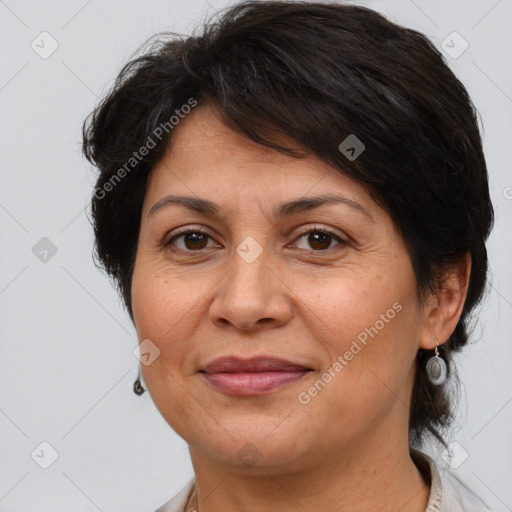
[418,252,472,350]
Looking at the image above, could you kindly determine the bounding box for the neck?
[188,425,430,512]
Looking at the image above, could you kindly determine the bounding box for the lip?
[199,356,313,396]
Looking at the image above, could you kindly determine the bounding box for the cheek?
[130,268,194,400]
[292,277,419,441]
[294,272,393,347]
[296,266,419,386]
[131,262,201,343]
[131,266,202,434]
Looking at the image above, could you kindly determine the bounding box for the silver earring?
[426,338,447,385]
[133,366,146,396]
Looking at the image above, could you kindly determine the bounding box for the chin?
[194,435,310,473]
[183,414,324,472]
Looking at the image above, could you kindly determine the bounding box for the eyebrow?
[148,193,374,222]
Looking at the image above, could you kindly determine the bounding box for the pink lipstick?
[199,356,312,396]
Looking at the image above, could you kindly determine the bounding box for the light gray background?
[0,0,511,510]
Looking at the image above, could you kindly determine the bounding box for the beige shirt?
[155,450,493,511]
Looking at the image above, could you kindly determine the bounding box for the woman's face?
[131,103,432,473]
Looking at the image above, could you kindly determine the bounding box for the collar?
[411,448,443,512]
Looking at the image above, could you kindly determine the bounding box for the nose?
[209,243,293,332]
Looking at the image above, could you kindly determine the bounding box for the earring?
[426,338,447,386]
[133,367,146,396]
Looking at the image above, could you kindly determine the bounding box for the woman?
[83,1,494,510]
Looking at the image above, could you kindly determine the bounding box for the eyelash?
[164,225,349,253]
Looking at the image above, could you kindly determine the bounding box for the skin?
[131,102,471,512]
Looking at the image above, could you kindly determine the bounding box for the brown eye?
[182,232,209,250]
[165,230,216,251]
[292,227,348,252]
[307,232,332,250]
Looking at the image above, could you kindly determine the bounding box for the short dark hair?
[82,0,494,448]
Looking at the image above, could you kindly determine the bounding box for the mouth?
[199,356,313,396]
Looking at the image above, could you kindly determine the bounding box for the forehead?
[143,102,384,228]
[139,103,400,250]
[150,103,362,192]
[165,102,305,167]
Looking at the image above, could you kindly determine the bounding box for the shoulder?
[154,478,195,512]
[411,449,494,512]
[440,470,493,512]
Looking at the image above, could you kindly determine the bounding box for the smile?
[199,356,313,396]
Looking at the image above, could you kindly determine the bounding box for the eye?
[164,225,348,253]
[164,229,220,251]
[290,226,348,252]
